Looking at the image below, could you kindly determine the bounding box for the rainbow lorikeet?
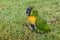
[26,6,51,34]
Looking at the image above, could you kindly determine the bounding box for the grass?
[0,0,60,40]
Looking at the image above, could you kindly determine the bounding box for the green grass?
[0,0,60,40]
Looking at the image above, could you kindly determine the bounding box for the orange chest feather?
[28,16,36,24]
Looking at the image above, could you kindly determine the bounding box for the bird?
[26,6,51,34]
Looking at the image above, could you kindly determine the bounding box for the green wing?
[35,17,51,34]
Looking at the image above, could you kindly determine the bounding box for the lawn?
[0,0,60,40]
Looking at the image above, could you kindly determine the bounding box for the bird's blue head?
[26,6,33,16]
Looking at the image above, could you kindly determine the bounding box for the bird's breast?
[28,16,36,24]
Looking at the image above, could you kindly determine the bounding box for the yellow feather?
[28,16,36,24]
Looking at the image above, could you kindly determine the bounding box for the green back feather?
[35,17,51,33]
[30,9,39,17]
